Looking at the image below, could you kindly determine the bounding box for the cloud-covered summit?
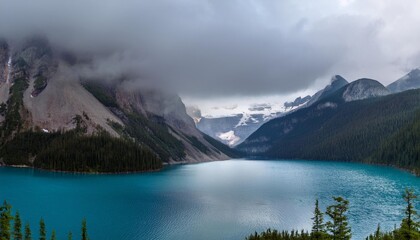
[1,0,420,98]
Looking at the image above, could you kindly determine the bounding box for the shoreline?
[1,158,418,176]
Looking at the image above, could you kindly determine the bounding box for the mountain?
[237,81,420,174]
[0,37,236,172]
[195,113,270,146]
[341,78,389,101]
[367,110,420,175]
[191,99,314,147]
[305,75,348,106]
[284,95,312,108]
[190,75,347,146]
[387,68,420,93]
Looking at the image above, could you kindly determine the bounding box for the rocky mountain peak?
[342,78,389,102]
[387,68,420,93]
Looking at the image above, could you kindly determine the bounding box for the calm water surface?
[1,160,419,240]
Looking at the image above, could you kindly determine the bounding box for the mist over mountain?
[0,37,238,172]
[2,0,420,101]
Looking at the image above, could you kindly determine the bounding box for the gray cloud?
[1,0,420,98]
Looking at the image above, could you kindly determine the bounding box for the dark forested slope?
[237,88,420,173]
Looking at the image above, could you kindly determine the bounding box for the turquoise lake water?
[0,159,419,240]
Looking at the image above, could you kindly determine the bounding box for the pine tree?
[326,197,351,240]
[0,201,14,240]
[39,219,46,240]
[311,199,326,239]
[49,231,56,240]
[24,224,31,240]
[81,219,88,240]
[13,212,22,240]
[398,188,420,239]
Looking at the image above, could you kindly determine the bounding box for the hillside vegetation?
[238,89,420,174]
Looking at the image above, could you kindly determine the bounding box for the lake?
[0,159,419,239]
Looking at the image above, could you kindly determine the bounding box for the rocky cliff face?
[387,68,420,93]
[0,37,233,164]
[342,78,389,102]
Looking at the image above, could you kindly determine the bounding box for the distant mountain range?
[189,102,308,147]
[237,76,420,175]
[191,69,420,151]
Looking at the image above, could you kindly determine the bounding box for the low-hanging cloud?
[1,0,420,98]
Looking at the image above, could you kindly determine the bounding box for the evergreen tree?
[0,201,14,240]
[81,219,88,240]
[398,188,420,239]
[13,212,22,240]
[39,219,46,240]
[311,199,326,239]
[24,224,31,240]
[49,231,56,240]
[326,197,351,240]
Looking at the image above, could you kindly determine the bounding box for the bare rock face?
[342,79,389,102]
[0,40,9,84]
[0,40,11,116]
[387,68,420,93]
[115,86,231,162]
[0,37,232,164]
[23,64,122,135]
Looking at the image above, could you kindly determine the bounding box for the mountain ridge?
[0,37,236,172]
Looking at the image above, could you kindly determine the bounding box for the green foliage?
[311,199,327,239]
[238,89,420,173]
[246,229,310,240]
[0,103,6,116]
[1,76,29,138]
[81,82,118,108]
[67,232,72,240]
[185,135,210,154]
[0,203,84,240]
[49,230,55,240]
[123,113,186,162]
[81,219,88,240]
[0,130,162,173]
[368,112,420,176]
[39,219,46,240]
[32,75,47,95]
[246,191,420,240]
[325,197,351,240]
[13,212,22,240]
[83,81,188,162]
[0,201,13,240]
[24,224,31,240]
[398,189,420,239]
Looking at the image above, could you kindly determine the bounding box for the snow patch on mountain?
[235,112,259,128]
[217,130,241,146]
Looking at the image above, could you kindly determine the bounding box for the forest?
[0,201,88,240]
[238,89,420,175]
[246,189,419,240]
[0,129,162,173]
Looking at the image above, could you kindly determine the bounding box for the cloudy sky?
[1,0,420,116]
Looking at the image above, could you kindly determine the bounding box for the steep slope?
[192,75,347,146]
[0,38,234,172]
[306,75,348,106]
[237,87,420,172]
[368,110,420,175]
[342,78,389,101]
[196,113,267,146]
[387,68,420,93]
